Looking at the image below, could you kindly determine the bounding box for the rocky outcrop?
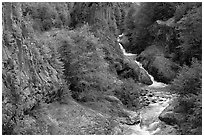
[137,45,180,83]
[138,69,153,85]
[120,57,153,85]
[156,17,175,27]
[158,99,186,126]
[117,33,130,50]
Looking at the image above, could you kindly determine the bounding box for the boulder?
[147,93,153,97]
[159,111,177,125]
[144,101,151,106]
[118,33,130,46]
[159,100,186,126]
[121,56,153,85]
[119,108,141,125]
[159,99,164,102]
[138,69,153,85]
[124,114,141,125]
[151,99,157,103]
[140,92,146,96]
[159,111,185,126]
[104,95,123,106]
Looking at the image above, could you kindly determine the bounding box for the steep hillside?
[122,2,202,135]
[2,2,147,134]
[2,2,202,135]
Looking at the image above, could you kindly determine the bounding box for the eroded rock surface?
[136,45,180,83]
[159,98,186,126]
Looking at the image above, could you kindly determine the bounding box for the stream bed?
[117,34,178,135]
[120,86,178,135]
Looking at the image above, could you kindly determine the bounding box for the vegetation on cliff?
[123,2,202,134]
[2,2,141,134]
[2,2,202,135]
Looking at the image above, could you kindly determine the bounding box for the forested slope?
[2,2,146,134]
[2,2,202,135]
[122,2,202,134]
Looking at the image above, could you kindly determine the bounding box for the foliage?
[21,2,73,32]
[151,55,179,83]
[2,3,141,134]
[174,2,201,21]
[151,2,176,21]
[40,25,121,102]
[43,24,141,110]
[124,2,176,54]
[70,2,118,34]
[2,3,69,134]
[3,2,202,135]
[170,59,202,134]
[171,59,201,96]
[176,4,202,65]
[149,22,178,56]
[113,79,140,110]
[123,2,201,65]
[116,3,132,33]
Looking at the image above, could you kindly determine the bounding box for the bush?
[113,79,140,110]
[124,2,176,54]
[21,2,72,32]
[170,59,202,134]
[171,59,201,96]
[39,25,122,102]
[175,3,202,65]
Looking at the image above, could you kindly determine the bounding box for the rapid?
[117,34,174,135]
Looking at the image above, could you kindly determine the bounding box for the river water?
[118,35,167,88]
[117,34,174,135]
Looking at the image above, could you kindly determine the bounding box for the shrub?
[21,2,72,32]
[170,59,202,134]
[124,2,176,54]
[113,79,140,110]
[171,59,201,96]
[40,25,122,102]
[175,3,202,65]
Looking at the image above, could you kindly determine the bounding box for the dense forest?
[2,2,202,135]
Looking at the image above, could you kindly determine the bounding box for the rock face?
[117,36,152,85]
[158,99,186,126]
[114,57,152,85]
[136,45,180,83]
[118,33,130,46]
[138,69,153,85]
[121,57,153,85]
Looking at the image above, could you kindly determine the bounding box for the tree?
[124,2,176,54]
[176,3,202,65]
[2,3,67,134]
[170,59,202,134]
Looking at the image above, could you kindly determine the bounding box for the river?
[117,34,176,135]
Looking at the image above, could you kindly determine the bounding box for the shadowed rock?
[158,99,186,126]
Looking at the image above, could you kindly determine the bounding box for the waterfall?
[117,34,167,88]
[117,34,174,135]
